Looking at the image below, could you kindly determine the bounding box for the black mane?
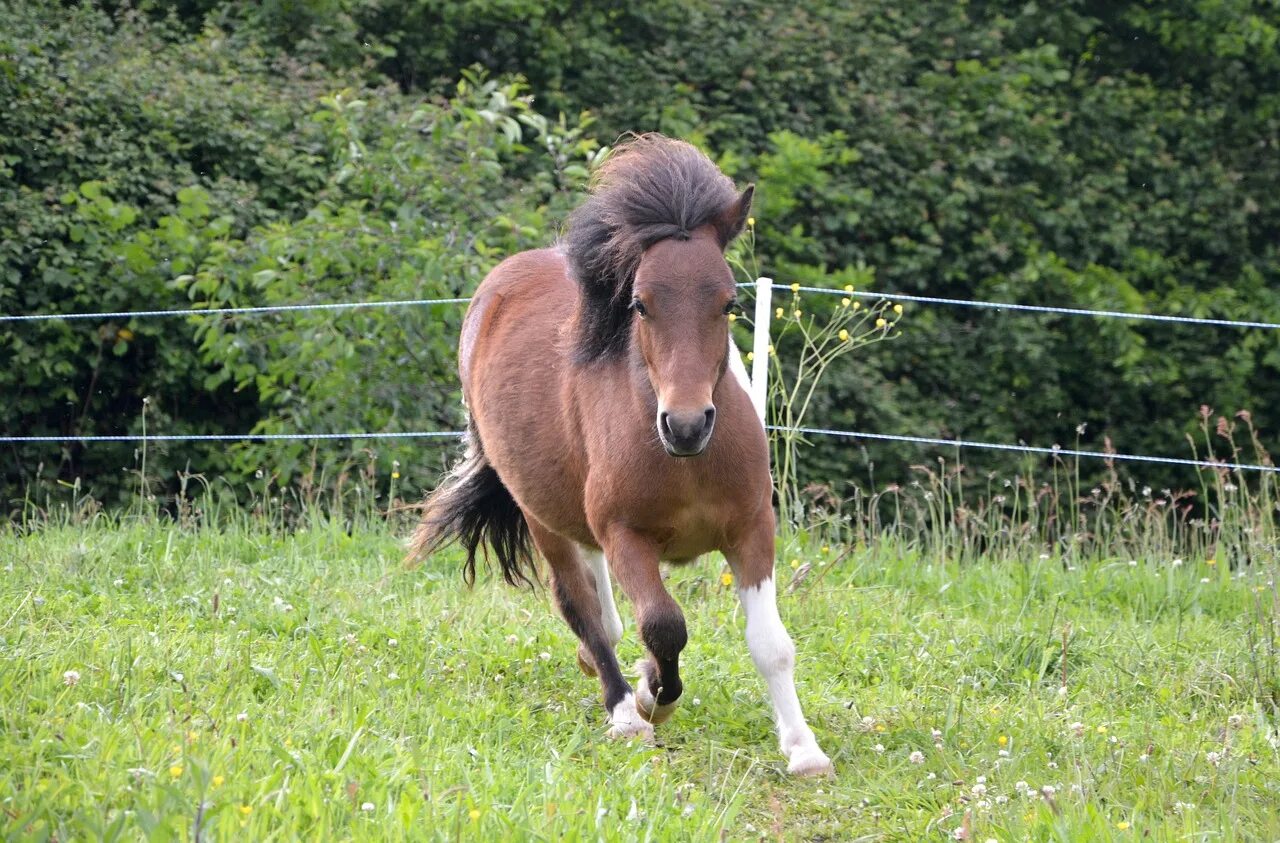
[562,134,746,363]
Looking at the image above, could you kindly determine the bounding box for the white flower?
[931,728,943,740]
[859,716,877,731]
[998,749,1009,757]
[1173,802,1195,814]
[1206,750,1222,765]
[909,751,925,764]
[1173,558,1183,567]
[976,776,986,784]
[926,772,937,780]
[387,638,398,648]
[873,743,885,754]
[1069,722,1085,737]
[1228,714,1244,730]
[1041,785,1056,797]
[113,578,125,586]
[971,783,987,797]
[360,802,374,811]
[953,827,967,840]
[62,669,81,686]
[387,671,399,680]
[236,712,249,723]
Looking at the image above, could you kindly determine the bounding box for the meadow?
[3,507,1277,841]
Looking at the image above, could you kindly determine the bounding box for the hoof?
[634,660,678,724]
[786,743,834,777]
[576,643,598,677]
[607,694,655,741]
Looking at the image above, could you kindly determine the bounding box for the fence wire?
[2,426,1274,474]
[3,279,1277,473]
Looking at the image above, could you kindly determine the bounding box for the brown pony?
[411,135,832,776]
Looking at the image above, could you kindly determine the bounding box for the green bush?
[4,0,1278,513]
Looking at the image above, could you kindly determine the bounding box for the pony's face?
[631,228,739,457]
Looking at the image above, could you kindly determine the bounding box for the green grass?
[2,518,1278,841]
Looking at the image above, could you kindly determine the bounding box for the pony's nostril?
[703,407,716,431]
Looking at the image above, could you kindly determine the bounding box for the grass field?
[3,517,1278,841]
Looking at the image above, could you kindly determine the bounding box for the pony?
[410,134,832,776]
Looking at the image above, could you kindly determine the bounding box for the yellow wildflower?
[239,805,253,816]
[768,344,776,356]
[852,301,862,310]
[391,472,400,479]
[793,309,802,318]
[838,329,850,341]
[728,313,737,322]
[893,303,904,315]
[747,217,755,228]
[1096,725,1108,734]
[745,352,754,362]
[1116,821,1130,830]
[790,282,800,293]
[821,545,829,554]
[169,765,183,778]
[876,318,887,328]
[212,775,225,787]
[789,559,799,569]
[720,572,734,587]
[775,307,784,319]
[1206,558,1217,566]
[469,809,481,821]
[998,735,1008,747]
[118,328,135,341]
[841,297,851,307]
[843,284,854,293]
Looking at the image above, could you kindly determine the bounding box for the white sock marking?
[607,693,653,740]
[739,577,832,774]
[582,548,624,647]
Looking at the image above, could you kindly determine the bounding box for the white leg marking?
[607,693,655,740]
[739,578,833,776]
[582,548,624,648]
[633,658,679,724]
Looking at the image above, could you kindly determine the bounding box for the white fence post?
[750,276,773,424]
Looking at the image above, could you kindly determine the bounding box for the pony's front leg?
[726,520,834,776]
[602,527,686,725]
[528,520,651,740]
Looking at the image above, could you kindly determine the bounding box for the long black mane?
[562,134,746,363]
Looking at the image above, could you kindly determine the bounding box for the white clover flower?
[387,638,398,648]
[873,743,885,754]
[971,783,987,797]
[62,669,81,686]
[909,751,925,764]
[360,802,374,811]
[236,711,249,723]
[1069,722,1085,737]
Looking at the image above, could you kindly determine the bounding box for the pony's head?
[563,134,753,457]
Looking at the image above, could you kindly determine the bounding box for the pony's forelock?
[563,135,745,363]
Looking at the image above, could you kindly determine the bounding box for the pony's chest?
[628,473,740,560]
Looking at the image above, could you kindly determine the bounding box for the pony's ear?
[715,184,754,248]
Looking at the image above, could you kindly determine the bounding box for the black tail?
[407,420,537,587]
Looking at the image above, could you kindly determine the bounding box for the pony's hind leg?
[527,521,651,740]
[602,528,686,725]
[575,548,625,677]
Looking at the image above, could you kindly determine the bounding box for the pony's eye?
[723,299,739,316]
[632,299,648,317]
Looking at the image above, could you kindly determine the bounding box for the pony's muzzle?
[658,406,716,457]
